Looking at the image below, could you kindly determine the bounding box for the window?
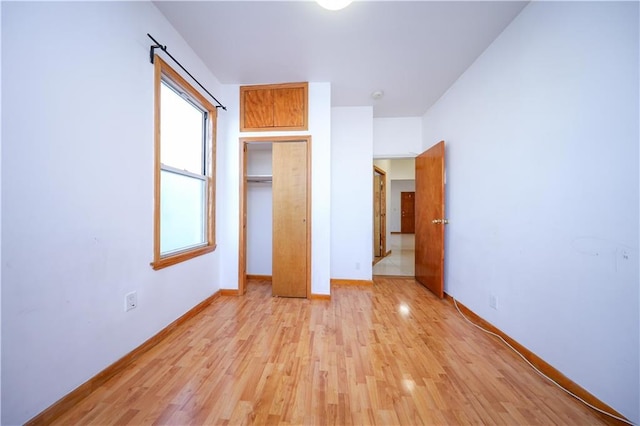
[152,56,217,270]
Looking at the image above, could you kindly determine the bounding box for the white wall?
[218,83,332,295]
[0,3,3,420]
[216,84,241,291]
[390,180,415,232]
[373,117,422,158]
[330,107,373,281]
[247,183,272,274]
[388,158,415,180]
[246,146,273,275]
[422,2,639,422]
[2,3,225,424]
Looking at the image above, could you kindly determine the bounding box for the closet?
[242,138,310,298]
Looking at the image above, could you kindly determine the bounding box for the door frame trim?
[238,136,312,297]
[373,165,387,259]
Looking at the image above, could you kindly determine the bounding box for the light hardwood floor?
[52,277,612,425]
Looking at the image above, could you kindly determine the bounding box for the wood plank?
[246,274,272,282]
[309,293,331,300]
[330,279,373,286]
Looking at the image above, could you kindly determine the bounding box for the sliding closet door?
[272,141,307,298]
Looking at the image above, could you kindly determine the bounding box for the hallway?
[373,233,414,276]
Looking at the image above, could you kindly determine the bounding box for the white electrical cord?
[452,298,636,426]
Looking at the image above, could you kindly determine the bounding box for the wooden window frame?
[151,56,217,270]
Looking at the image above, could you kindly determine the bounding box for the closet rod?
[147,33,227,111]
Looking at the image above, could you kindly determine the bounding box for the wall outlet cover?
[489,295,497,310]
[125,291,137,312]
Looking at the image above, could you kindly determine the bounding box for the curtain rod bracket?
[149,44,164,64]
[146,33,226,111]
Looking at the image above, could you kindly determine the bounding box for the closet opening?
[239,136,312,298]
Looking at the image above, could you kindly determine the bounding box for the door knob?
[431,219,449,225]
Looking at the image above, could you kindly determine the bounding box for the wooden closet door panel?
[272,141,307,298]
[243,88,273,129]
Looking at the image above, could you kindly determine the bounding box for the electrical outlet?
[125,291,137,312]
[489,294,497,310]
[621,249,629,260]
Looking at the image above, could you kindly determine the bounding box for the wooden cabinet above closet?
[240,82,308,132]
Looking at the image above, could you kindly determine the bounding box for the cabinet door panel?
[243,88,273,129]
[274,87,305,128]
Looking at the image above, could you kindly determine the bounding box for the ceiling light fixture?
[316,0,353,11]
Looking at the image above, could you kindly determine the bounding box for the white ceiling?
[154,1,528,117]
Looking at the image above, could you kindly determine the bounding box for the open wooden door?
[415,141,446,298]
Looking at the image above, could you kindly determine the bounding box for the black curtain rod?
[147,33,227,111]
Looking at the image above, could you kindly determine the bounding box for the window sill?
[151,244,216,270]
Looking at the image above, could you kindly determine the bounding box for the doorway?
[239,136,312,298]
[372,158,415,276]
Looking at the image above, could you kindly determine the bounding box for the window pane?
[160,81,205,174]
[160,170,206,255]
